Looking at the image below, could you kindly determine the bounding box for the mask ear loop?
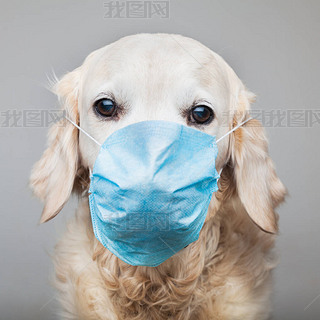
[216,117,253,175]
[216,117,252,143]
[65,116,102,147]
[66,115,252,176]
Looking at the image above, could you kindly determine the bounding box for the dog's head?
[30,33,286,233]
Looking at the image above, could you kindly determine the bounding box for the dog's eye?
[94,98,117,117]
[189,105,214,124]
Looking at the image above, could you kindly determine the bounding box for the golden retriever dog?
[30,34,286,320]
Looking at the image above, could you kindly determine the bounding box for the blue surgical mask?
[66,118,251,267]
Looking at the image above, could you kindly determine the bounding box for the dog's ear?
[230,91,286,233]
[30,67,82,223]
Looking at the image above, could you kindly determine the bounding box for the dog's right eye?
[94,98,117,117]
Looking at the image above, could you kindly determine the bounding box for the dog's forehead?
[81,34,230,106]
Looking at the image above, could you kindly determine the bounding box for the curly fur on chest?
[94,220,220,320]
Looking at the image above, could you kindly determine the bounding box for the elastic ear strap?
[65,116,102,146]
[65,116,252,147]
[216,117,253,143]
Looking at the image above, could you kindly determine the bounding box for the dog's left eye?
[94,98,117,117]
[189,105,214,125]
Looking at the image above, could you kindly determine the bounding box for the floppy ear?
[30,67,82,223]
[230,91,286,233]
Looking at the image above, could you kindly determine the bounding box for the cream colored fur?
[30,34,286,320]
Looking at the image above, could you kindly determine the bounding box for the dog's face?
[77,34,233,170]
[30,34,286,234]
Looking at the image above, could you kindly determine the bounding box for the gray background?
[0,1,319,319]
